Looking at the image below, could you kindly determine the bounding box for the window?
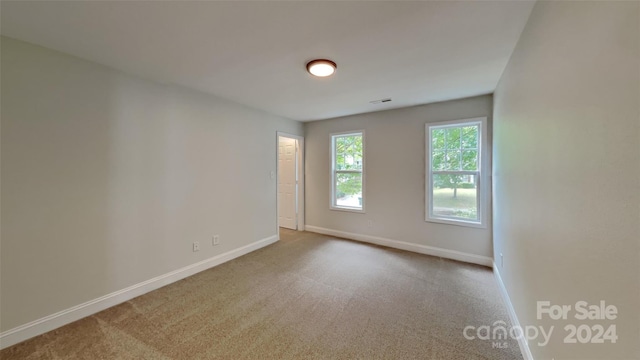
[426,118,486,227]
[331,131,364,212]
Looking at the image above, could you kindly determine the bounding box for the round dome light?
[306,59,337,77]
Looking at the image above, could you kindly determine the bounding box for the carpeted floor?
[1,229,522,359]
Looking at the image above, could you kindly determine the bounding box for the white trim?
[276,132,305,233]
[0,234,279,350]
[330,130,365,213]
[493,263,534,360]
[305,225,492,267]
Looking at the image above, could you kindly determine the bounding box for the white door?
[278,137,297,229]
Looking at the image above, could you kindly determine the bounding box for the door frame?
[276,132,305,238]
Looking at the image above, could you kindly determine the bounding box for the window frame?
[330,130,365,213]
[425,117,487,228]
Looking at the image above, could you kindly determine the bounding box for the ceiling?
[0,1,535,122]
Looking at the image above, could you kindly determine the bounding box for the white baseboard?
[304,225,493,267]
[493,263,534,360]
[0,234,279,350]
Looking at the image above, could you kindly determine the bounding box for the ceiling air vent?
[369,98,392,104]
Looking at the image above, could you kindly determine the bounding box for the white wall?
[305,95,493,262]
[0,37,302,333]
[493,2,639,359]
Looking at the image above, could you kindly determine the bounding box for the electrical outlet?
[193,241,200,252]
[367,220,373,228]
[500,253,504,268]
[213,235,220,246]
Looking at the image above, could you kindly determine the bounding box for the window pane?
[461,126,478,149]
[432,150,445,170]
[335,172,363,208]
[335,136,347,170]
[462,150,478,171]
[444,150,461,170]
[432,174,478,220]
[335,135,363,170]
[445,127,461,149]
[432,129,445,150]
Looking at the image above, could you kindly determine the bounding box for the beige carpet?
[1,229,522,359]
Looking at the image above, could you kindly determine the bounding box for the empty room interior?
[1,1,638,360]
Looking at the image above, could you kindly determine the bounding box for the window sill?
[330,206,365,214]
[425,217,486,229]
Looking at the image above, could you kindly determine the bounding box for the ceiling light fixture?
[306,59,337,77]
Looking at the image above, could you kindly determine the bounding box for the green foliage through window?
[335,135,363,171]
[431,125,478,171]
